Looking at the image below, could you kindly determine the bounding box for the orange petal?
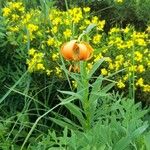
[78,42,93,60]
[60,40,77,60]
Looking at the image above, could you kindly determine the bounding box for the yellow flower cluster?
[22,6,104,76]
[2,1,149,93]
[63,29,72,38]
[115,0,124,3]
[94,26,150,92]
[68,8,83,23]
[26,23,39,41]
[2,2,24,17]
[47,38,55,46]
[93,34,102,44]
[136,78,150,92]
[27,48,45,72]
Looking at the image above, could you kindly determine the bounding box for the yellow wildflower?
[109,63,114,70]
[115,0,123,3]
[46,70,52,76]
[123,61,129,67]
[18,6,25,12]
[86,63,93,72]
[135,51,143,62]
[72,80,77,88]
[136,38,146,46]
[117,80,125,88]
[69,8,83,23]
[2,7,11,17]
[143,85,150,92]
[8,26,19,32]
[47,38,55,46]
[64,19,70,25]
[137,65,145,73]
[117,44,126,49]
[11,2,23,9]
[22,13,31,24]
[109,27,120,34]
[126,40,134,48]
[101,68,108,76]
[84,19,91,25]
[102,48,108,53]
[116,55,124,62]
[36,63,45,70]
[28,48,36,56]
[52,53,59,61]
[108,40,114,46]
[73,14,83,23]
[105,57,112,63]
[12,14,19,21]
[123,27,130,33]
[56,67,62,76]
[63,29,72,38]
[27,52,44,72]
[93,34,102,44]
[94,53,103,62]
[52,17,61,25]
[136,78,144,87]
[51,26,58,34]
[123,74,129,81]
[132,31,148,39]
[27,24,39,32]
[128,65,137,72]
[23,35,28,43]
[54,41,62,47]
[92,16,99,24]
[83,7,91,12]
[97,20,105,31]
[114,61,120,71]
[79,25,86,30]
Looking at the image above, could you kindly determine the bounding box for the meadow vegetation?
[0,0,150,149]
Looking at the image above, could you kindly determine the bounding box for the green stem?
[21,96,76,150]
[60,55,73,91]
[131,46,135,101]
[65,0,69,11]
[20,103,60,150]
[77,32,86,42]
[80,61,91,130]
[0,71,28,104]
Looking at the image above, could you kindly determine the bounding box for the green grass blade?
[0,71,28,104]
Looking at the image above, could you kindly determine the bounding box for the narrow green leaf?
[88,58,105,79]
[101,82,115,93]
[131,122,148,138]
[58,90,83,100]
[0,71,28,104]
[52,111,82,130]
[64,102,86,127]
[114,122,148,150]
[113,136,131,150]
[85,23,96,34]
[144,132,150,150]
[50,117,77,130]
[80,61,87,80]
[89,75,103,102]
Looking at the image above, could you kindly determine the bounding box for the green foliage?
[50,59,114,131]
[56,0,150,30]
[0,0,149,149]
[44,60,149,149]
[29,97,150,150]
